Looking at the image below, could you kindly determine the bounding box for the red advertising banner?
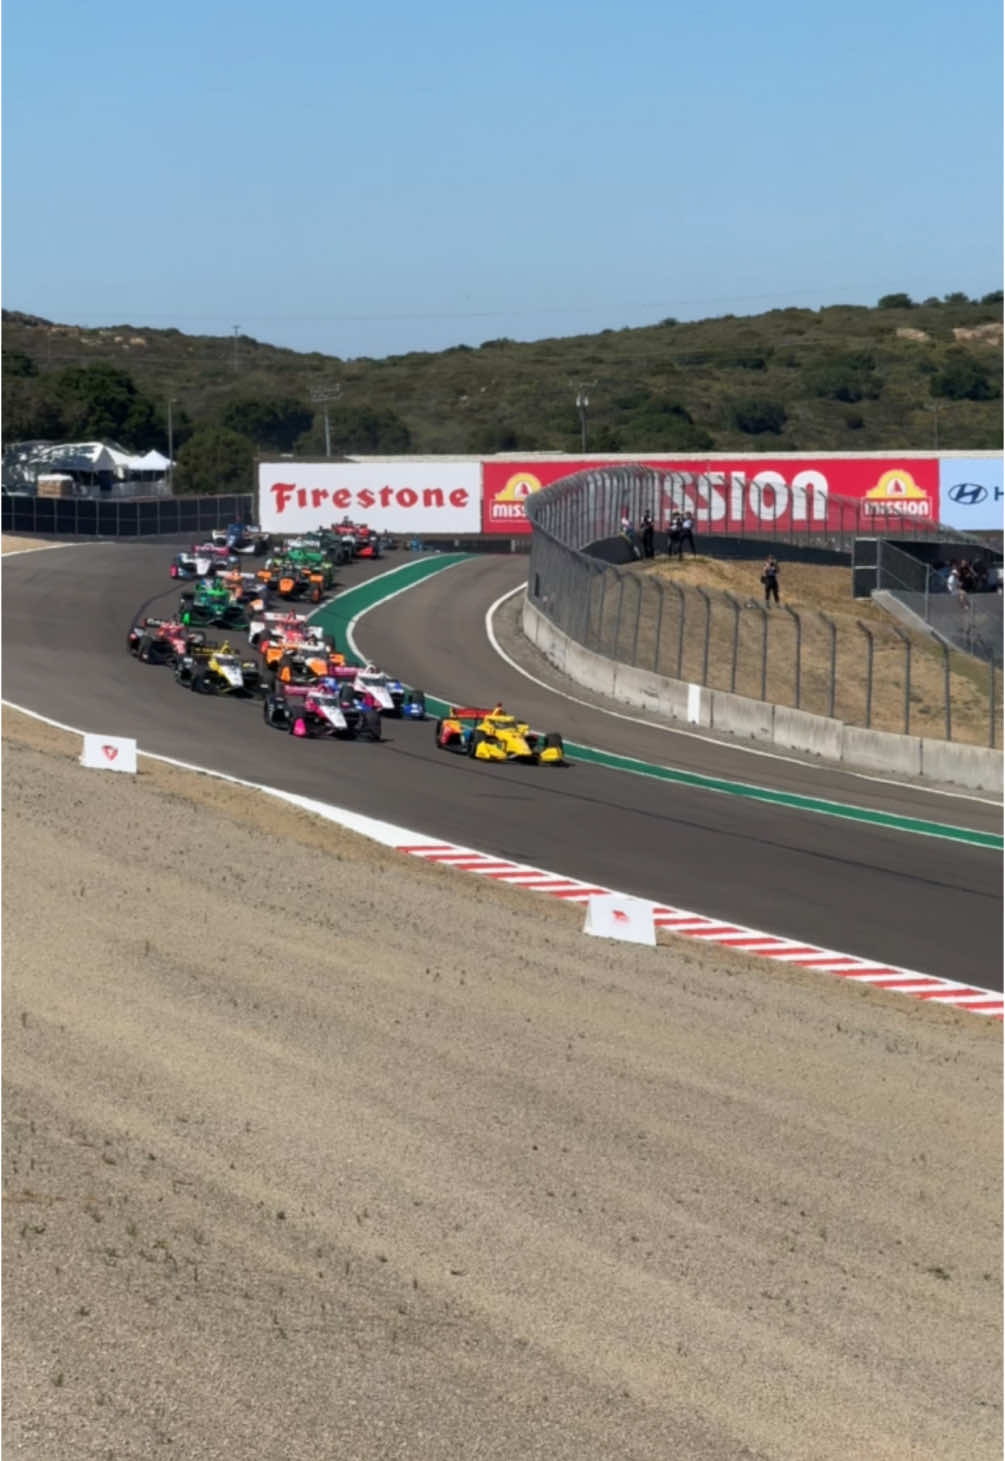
[481,458,940,534]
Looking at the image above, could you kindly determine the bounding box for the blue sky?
[3,0,1002,359]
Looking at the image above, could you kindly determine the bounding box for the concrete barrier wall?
[773,706,845,761]
[521,597,1001,791]
[921,739,1004,794]
[842,725,923,777]
[712,691,775,742]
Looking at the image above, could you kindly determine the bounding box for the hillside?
[2,293,1002,491]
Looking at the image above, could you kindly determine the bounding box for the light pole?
[167,397,176,490]
[310,384,342,458]
[574,381,596,452]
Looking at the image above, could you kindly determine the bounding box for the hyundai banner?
[258,461,481,535]
[938,456,1004,532]
[481,457,940,534]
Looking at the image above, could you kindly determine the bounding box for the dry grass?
[585,557,998,745]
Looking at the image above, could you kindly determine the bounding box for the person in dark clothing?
[667,512,682,557]
[641,510,655,559]
[761,555,780,606]
[679,511,696,557]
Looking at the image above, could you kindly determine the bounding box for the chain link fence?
[1,493,256,537]
[526,466,1000,748]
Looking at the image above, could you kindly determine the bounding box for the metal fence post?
[758,603,768,701]
[856,621,874,728]
[723,591,741,693]
[612,573,625,659]
[942,642,952,742]
[891,625,912,735]
[819,612,837,719]
[782,604,801,708]
[990,655,998,750]
[696,586,712,686]
[676,584,687,679]
[630,576,642,666]
[652,582,666,673]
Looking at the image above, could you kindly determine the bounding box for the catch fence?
[526,466,1000,748]
[1,493,256,537]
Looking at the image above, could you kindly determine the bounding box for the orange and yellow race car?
[434,705,565,764]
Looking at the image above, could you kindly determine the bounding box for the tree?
[980,289,1003,305]
[730,398,787,434]
[807,353,882,403]
[54,363,161,447]
[877,293,914,309]
[2,350,37,377]
[172,426,256,495]
[219,396,312,452]
[930,351,999,402]
[943,291,971,305]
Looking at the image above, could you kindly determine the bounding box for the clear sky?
[3,0,1002,360]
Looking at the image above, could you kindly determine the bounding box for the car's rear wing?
[449,707,497,720]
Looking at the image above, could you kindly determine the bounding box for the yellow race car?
[435,705,565,765]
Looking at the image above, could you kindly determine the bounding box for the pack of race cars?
[128,522,566,762]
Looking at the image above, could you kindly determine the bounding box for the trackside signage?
[481,457,940,534]
[938,456,1004,532]
[258,462,481,535]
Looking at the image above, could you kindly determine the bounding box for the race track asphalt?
[3,541,1002,988]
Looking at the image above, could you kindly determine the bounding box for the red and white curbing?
[4,699,1001,1021]
[395,838,1005,1019]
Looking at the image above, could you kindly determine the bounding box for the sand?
[2,707,1001,1460]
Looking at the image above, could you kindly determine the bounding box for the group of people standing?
[622,508,696,560]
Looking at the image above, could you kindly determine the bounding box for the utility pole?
[167,397,176,488]
[310,384,342,458]
[574,380,597,453]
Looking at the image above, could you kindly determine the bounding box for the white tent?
[134,449,172,472]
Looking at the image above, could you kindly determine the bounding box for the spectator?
[946,562,961,598]
[619,508,640,560]
[641,510,655,558]
[958,559,976,595]
[667,512,683,558]
[761,555,780,607]
[680,510,696,557]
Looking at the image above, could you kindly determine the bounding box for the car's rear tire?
[543,732,564,756]
[362,709,382,742]
[193,672,214,694]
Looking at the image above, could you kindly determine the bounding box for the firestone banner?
[481,457,940,534]
[258,461,481,535]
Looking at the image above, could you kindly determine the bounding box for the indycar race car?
[128,617,205,664]
[175,642,264,696]
[256,556,328,603]
[170,542,236,579]
[179,578,249,630]
[353,663,426,718]
[435,706,565,764]
[269,645,348,686]
[249,609,329,650]
[262,682,382,740]
[211,523,271,555]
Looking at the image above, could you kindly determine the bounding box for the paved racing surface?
[3,542,1002,987]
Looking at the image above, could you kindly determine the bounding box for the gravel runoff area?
[2,707,1002,1461]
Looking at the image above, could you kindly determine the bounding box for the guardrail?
[1,493,256,537]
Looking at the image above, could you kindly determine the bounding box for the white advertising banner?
[80,734,138,773]
[258,461,481,535]
[583,893,656,946]
[938,456,1004,532]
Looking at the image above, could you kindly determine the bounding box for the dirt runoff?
[3,708,1001,1461]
